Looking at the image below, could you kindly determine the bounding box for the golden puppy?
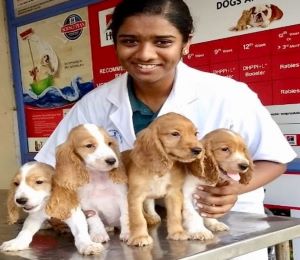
[183,128,253,240]
[125,112,205,247]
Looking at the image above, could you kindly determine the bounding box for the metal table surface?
[1,189,300,260]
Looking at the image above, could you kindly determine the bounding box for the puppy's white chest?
[148,173,171,198]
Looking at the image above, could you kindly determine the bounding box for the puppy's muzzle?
[105,157,117,166]
[238,163,249,172]
[191,147,202,156]
[16,197,28,205]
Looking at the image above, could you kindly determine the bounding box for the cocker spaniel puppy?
[125,112,205,247]
[0,161,103,255]
[183,128,253,240]
[46,124,129,243]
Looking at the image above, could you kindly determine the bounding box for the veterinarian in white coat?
[35,0,296,259]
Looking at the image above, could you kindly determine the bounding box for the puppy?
[46,124,129,243]
[230,9,252,31]
[125,112,205,246]
[0,161,103,255]
[249,4,283,28]
[183,128,253,240]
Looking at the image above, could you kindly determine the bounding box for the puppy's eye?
[36,180,44,185]
[108,142,113,146]
[221,147,230,152]
[171,131,180,137]
[13,182,19,187]
[85,144,94,148]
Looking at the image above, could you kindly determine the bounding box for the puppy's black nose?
[239,163,249,171]
[105,157,116,165]
[16,197,28,205]
[191,147,202,155]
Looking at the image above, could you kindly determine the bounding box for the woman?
[35,0,296,258]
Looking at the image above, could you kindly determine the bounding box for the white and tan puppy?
[0,161,103,255]
[46,124,129,243]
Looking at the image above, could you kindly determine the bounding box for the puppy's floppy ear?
[46,140,88,220]
[239,149,254,185]
[54,141,89,190]
[109,138,127,184]
[185,151,205,179]
[7,184,19,224]
[131,126,172,172]
[202,141,219,184]
[270,4,283,21]
[46,183,79,220]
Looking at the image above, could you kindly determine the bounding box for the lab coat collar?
[106,73,136,149]
[159,61,199,115]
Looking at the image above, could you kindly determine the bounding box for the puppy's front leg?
[143,199,161,225]
[165,188,188,240]
[204,217,229,232]
[0,211,47,251]
[127,190,152,246]
[86,213,110,243]
[119,188,130,242]
[182,193,214,240]
[64,207,103,255]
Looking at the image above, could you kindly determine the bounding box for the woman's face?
[115,15,190,88]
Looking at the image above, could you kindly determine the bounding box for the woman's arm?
[194,160,287,218]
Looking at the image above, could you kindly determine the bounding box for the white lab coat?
[35,62,296,259]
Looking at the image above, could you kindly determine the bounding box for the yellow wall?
[0,1,20,189]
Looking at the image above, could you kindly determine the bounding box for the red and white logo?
[98,7,115,47]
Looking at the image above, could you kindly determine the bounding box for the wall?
[0,1,20,188]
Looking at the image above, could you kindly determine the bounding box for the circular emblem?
[61,14,86,41]
[108,129,123,145]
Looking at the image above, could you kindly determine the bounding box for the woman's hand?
[193,180,240,218]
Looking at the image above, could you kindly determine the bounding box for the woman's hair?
[110,0,194,43]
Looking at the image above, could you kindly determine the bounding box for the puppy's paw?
[206,221,229,232]
[0,239,30,251]
[90,231,110,243]
[188,229,214,240]
[77,242,104,255]
[119,231,130,242]
[167,231,189,240]
[144,213,161,226]
[127,235,153,247]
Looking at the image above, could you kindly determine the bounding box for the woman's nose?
[135,42,157,60]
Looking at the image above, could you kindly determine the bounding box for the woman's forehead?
[118,14,182,37]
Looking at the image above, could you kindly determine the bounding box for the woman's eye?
[85,144,94,148]
[13,182,19,187]
[156,40,172,47]
[118,39,138,46]
[171,132,180,137]
[36,180,43,185]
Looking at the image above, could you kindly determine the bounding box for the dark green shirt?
[127,77,160,134]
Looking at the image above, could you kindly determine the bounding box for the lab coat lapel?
[159,62,198,115]
[106,74,136,149]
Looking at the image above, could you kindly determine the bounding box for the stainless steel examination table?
[1,189,300,260]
